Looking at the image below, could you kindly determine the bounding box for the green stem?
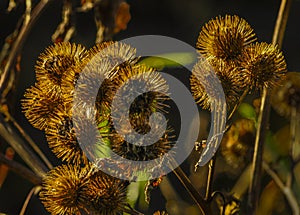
[247,0,293,213]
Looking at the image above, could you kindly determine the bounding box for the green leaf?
[138,52,196,69]
[126,179,149,212]
[238,103,256,121]
[127,181,141,208]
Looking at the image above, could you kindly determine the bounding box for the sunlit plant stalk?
[247,0,293,213]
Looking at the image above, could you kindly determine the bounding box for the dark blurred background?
[0,0,300,214]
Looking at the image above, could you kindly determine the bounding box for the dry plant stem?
[0,116,47,177]
[122,207,144,215]
[204,88,249,202]
[203,87,242,203]
[247,88,270,214]
[0,152,42,185]
[0,0,55,93]
[205,155,216,201]
[247,0,293,213]
[19,186,41,215]
[172,164,211,215]
[52,0,75,42]
[231,164,252,199]
[1,108,53,169]
[228,88,250,121]
[290,107,300,161]
[262,161,299,215]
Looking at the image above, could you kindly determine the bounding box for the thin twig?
[0,0,55,94]
[247,0,293,213]
[169,157,211,215]
[0,106,53,170]
[205,155,216,201]
[204,88,249,201]
[51,0,75,42]
[0,108,53,169]
[247,88,270,214]
[20,186,41,215]
[0,152,42,185]
[228,88,250,121]
[263,161,299,215]
[290,107,300,161]
[0,115,47,177]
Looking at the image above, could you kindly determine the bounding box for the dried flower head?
[71,107,111,160]
[74,57,116,113]
[21,84,69,130]
[39,164,91,215]
[35,42,89,90]
[82,170,129,214]
[197,15,256,62]
[111,63,169,123]
[110,127,174,161]
[221,118,255,169]
[89,41,137,72]
[190,58,244,110]
[45,114,89,165]
[271,72,300,118]
[239,42,287,90]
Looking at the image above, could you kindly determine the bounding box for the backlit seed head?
[110,127,174,161]
[271,72,300,118]
[72,107,111,161]
[35,42,89,90]
[190,58,244,110]
[111,64,170,127]
[21,84,69,130]
[239,42,287,90]
[197,15,256,62]
[82,170,129,215]
[89,41,138,74]
[45,114,89,165]
[221,119,255,169]
[39,164,92,215]
[74,57,116,112]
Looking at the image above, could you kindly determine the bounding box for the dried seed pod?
[74,106,112,158]
[110,126,174,161]
[221,118,255,169]
[271,72,300,118]
[239,42,287,90]
[21,84,70,130]
[190,58,244,110]
[39,164,92,215]
[89,41,137,73]
[82,170,129,215]
[197,15,256,62]
[111,64,170,131]
[35,42,89,92]
[74,57,116,112]
[45,114,89,165]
